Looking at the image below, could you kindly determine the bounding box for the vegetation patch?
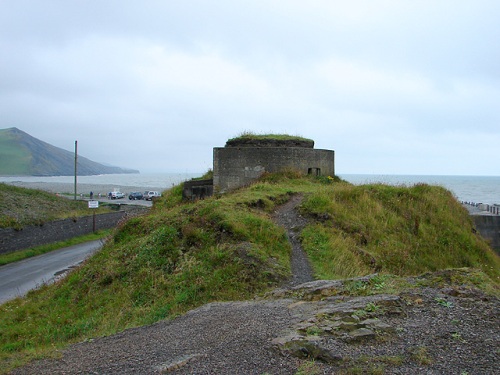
[227,131,313,144]
[0,178,302,372]
[1,173,499,372]
[300,182,500,281]
[226,131,314,148]
[408,346,433,365]
[0,129,31,175]
[0,183,112,229]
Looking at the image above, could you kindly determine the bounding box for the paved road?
[0,240,104,304]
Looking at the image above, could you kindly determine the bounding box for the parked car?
[144,191,161,200]
[110,191,125,199]
[128,191,143,200]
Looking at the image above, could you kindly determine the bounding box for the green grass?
[0,129,31,175]
[0,230,110,266]
[0,173,498,373]
[299,181,500,281]
[0,183,113,229]
[227,131,313,143]
[0,177,301,372]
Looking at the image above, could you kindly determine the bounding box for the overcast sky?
[1,1,499,175]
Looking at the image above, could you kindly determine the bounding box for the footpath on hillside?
[272,194,314,287]
[12,196,500,375]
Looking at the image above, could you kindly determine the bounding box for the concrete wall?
[213,147,335,192]
[473,215,500,254]
[0,211,129,254]
[183,179,214,200]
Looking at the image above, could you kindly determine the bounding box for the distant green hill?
[0,127,139,176]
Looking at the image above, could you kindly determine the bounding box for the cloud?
[0,0,499,175]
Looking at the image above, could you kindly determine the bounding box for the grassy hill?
[1,172,499,371]
[0,129,32,175]
[0,183,111,229]
[0,127,138,176]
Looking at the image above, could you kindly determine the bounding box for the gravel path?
[13,300,302,375]
[12,278,500,374]
[10,196,500,374]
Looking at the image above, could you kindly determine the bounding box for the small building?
[182,179,214,200]
[183,135,335,199]
[213,136,335,193]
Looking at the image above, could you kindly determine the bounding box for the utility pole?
[74,140,78,200]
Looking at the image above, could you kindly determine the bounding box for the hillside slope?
[0,183,111,229]
[1,173,499,372]
[0,127,138,176]
[11,270,499,374]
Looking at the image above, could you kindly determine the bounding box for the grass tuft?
[227,131,313,144]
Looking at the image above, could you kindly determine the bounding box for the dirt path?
[272,194,314,287]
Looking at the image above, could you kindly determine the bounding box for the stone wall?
[0,211,130,254]
[473,215,500,254]
[213,147,335,192]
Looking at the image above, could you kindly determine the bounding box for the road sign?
[88,200,99,209]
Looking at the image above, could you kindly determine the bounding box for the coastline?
[2,181,164,196]
[2,173,499,206]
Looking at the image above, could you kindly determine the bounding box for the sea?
[340,174,499,206]
[0,173,498,206]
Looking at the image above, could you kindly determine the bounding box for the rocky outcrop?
[271,287,403,362]
[266,271,499,373]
